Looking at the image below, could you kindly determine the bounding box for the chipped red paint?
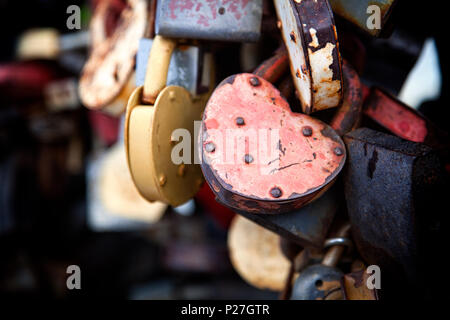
[201,74,346,214]
[168,0,195,19]
[364,89,427,143]
[168,0,250,25]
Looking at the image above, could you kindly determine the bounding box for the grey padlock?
[155,0,263,42]
[291,224,351,300]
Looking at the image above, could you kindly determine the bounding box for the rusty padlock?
[343,127,447,298]
[274,0,343,114]
[290,224,351,300]
[125,35,214,207]
[79,0,151,114]
[200,49,346,215]
[363,87,450,150]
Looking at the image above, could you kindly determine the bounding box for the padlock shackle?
[253,46,288,84]
[322,223,351,267]
[142,35,177,105]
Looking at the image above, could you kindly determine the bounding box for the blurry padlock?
[329,0,398,37]
[291,224,351,300]
[16,28,90,60]
[363,87,450,150]
[343,128,448,298]
[274,0,343,114]
[201,49,346,215]
[228,215,291,292]
[79,0,150,113]
[155,0,263,42]
[125,35,214,207]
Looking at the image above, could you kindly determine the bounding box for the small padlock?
[363,87,450,150]
[79,0,151,113]
[274,0,343,114]
[290,224,351,300]
[125,35,214,207]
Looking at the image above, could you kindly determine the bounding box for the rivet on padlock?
[125,35,214,206]
[290,224,351,300]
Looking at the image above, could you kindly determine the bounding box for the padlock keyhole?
[315,279,323,288]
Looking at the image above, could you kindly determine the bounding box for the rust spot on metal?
[290,31,296,42]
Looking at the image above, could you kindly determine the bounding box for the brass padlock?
[125,35,214,206]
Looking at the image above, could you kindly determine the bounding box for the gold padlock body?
[125,85,207,207]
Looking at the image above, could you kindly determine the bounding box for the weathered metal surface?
[253,46,288,84]
[201,73,346,214]
[274,0,342,114]
[155,0,263,42]
[79,0,149,110]
[236,184,340,248]
[329,0,397,37]
[342,270,378,300]
[343,128,445,292]
[364,88,450,150]
[136,38,200,95]
[330,60,363,136]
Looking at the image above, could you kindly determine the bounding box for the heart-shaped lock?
[200,64,346,214]
[125,35,214,206]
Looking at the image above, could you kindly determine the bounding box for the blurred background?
[0,0,448,299]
